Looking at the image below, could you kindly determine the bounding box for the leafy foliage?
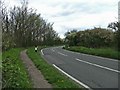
[65,28,114,48]
[1,1,62,51]
[108,21,120,51]
[2,48,32,88]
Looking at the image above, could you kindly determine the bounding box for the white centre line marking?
[53,64,91,89]
[75,58,120,73]
[41,49,44,55]
[58,52,68,56]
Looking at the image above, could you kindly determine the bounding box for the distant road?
[41,46,119,89]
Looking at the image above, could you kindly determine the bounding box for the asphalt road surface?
[41,46,119,89]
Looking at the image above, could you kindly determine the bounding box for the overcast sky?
[4,0,119,38]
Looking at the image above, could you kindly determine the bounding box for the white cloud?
[4,0,119,38]
[4,0,21,7]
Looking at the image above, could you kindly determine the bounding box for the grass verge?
[27,47,81,88]
[64,46,120,60]
[2,48,32,88]
[0,53,2,68]
[0,52,2,89]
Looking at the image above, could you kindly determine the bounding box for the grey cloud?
[50,2,110,18]
[59,11,74,16]
[62,2,115,14]
[52,11,74,17]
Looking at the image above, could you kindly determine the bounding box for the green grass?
[2,48,32,88]
[0,52,2,87]
[64,46,120,60]
[27,47,81,88]
[0,52,1,68]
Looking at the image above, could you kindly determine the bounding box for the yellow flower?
[61,80,64,82]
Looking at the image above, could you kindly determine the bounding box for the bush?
[65,28,114,48]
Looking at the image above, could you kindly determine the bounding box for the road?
[41,46,119,89]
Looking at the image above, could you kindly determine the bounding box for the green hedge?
[65,46,119,60]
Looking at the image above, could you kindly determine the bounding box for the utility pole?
[118,1,120,22]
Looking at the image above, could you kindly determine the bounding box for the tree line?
[1,0,119,51]
[64,23,120,51]
[1,1,63,51]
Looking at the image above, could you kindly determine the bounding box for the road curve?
[40,46,119,89]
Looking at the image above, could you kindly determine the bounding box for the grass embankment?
[27,47,81,88]
[0,53,2,68]
[0,53,2,88]
[2,48,32,88]
[64,46,120,60]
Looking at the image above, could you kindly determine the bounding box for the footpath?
[20,50,52,88]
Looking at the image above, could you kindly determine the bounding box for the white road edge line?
[76,58,120,73]
[53,64,91,89]
[41,49,44,55]
[58,52,68,56]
